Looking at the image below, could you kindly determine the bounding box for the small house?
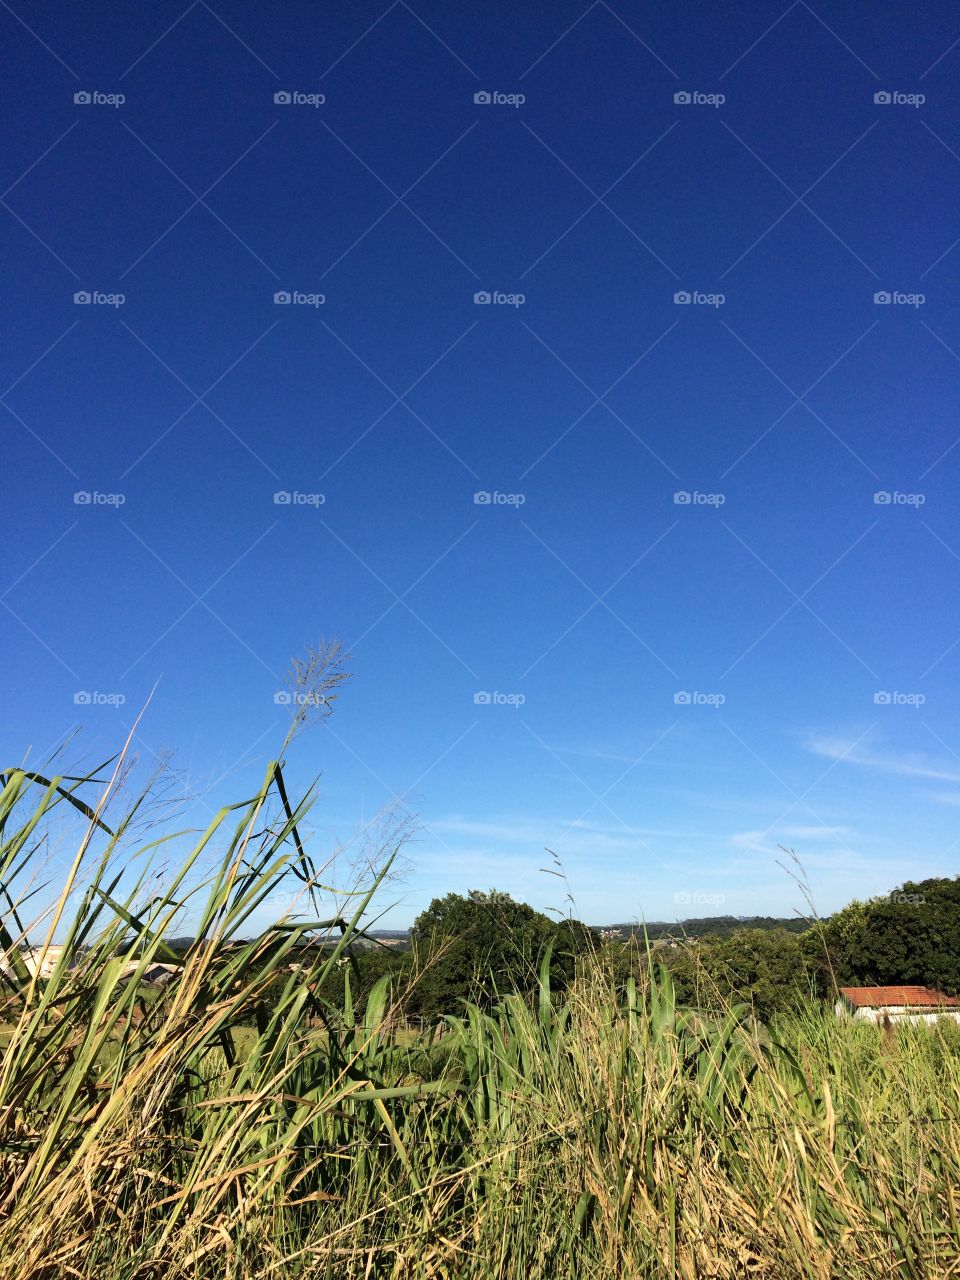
[836,985,960,1025]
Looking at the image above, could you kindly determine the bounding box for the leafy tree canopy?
[408,889,593,1018]
[814,877,960,995]
[665,927,811,1020]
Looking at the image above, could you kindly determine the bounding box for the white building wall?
[835,999,960,1025]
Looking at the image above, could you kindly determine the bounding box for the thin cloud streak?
[806,734,960,784]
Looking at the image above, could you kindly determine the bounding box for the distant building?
[0,945,68,980]
[120,961,180,985]
[0,947,182,985]
[836,985,960,1025]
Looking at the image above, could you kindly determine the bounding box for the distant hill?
[368,916,813,946]
[597,916,813,942]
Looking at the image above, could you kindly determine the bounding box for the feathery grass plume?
[280,638,350,743]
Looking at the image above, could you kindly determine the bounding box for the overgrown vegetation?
[1,727,959,1277]
[326,877,960,1025]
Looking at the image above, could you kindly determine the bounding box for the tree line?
[311,876,960,1022]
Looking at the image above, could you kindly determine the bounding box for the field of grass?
[1,759,959,1278]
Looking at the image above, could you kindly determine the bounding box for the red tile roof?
[840,985,960,1009]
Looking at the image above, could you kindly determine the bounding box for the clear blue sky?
[3,0,960,928]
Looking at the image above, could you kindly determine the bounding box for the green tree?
[666,927,811,1020]
[311,947,408,1013]
[408,889,592,1019]
[818,877,960,994]
[800,899,869,994]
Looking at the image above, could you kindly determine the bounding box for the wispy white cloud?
[429,815,716,846]
[553,731,740,775]
[805,734,960,783]
[921,790,960,806]
[556,744,689,769]
[728,823,855,854]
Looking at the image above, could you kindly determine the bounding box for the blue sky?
[4,0,960,929]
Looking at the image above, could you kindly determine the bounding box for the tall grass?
[0,756,959,1278]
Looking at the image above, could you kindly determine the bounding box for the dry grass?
[0,759,958,1279]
